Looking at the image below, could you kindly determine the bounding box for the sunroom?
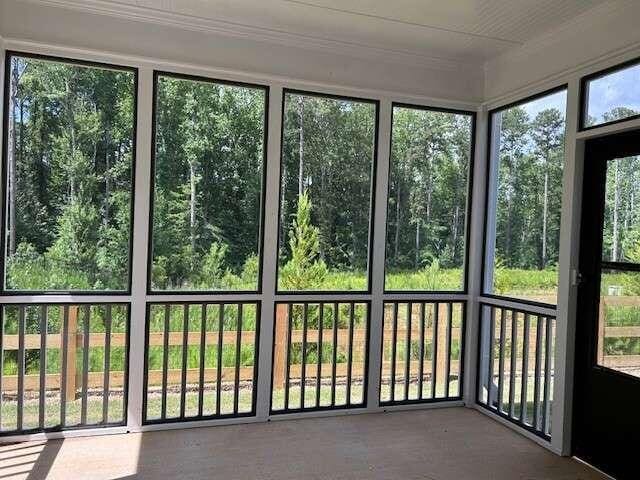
[0,1,639,479]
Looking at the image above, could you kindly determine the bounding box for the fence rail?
[271,301,370,413]
[143,302,259,424]
[0,303,129,435]
[597,296,640,375]
[380,301,464,405]
[477,303,554,439]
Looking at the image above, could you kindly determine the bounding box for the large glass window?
[2,53,136,292]
[149,73,267,292]
[277,91,377,292]
[583,59,640,129]
[385,105,474,291]
[484,89,567,305]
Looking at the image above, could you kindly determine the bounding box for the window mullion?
[366,98,391,409]
[463,107,489,405]
[127,66,154,432]
[255,84,283,420]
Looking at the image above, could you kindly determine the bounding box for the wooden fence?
[3,296,639,396]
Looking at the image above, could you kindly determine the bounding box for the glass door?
[574,128,640,480]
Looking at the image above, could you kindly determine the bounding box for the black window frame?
[383,102,477,295]
[146,70,270,295]
[275,88,380,295]
[480,84,569,310]
[1,50,139,296]
[579,55,640,131]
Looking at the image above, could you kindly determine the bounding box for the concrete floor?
[0,408,606,480]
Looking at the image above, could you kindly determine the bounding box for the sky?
[522,90,567,119]
[586,64,640,122]
[516,62,640,124]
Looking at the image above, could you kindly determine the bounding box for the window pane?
[278,92,377,292]
[3,55,135,291]
[150,75,266,291]
[603,156,640,263]
[598,269,640,378]
[385,106,473,291]
[584,61,640,128]
[484,90,567,305]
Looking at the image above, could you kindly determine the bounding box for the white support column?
[255,84,283,420]
[552,77,582,455]
[127,66,153,432]
[366,98,391,409]
[463,107,488,405]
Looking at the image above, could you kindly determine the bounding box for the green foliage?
[280,192,328,290]
[6,56,134,291]
[198,242,228,288]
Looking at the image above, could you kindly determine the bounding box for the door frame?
[573,127,640,477]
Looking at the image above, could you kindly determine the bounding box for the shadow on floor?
[0,439,62,479]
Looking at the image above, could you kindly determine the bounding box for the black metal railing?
[270,301,370,413]
[380,301,465,405]
[477,303,555,438]
[0,303,129,435]
[143,302,259,424]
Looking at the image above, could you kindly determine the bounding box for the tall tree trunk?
[189,160,197,253]
[612,160,620,261]
[65,79,77,202]
[505,163,513,259]
[394,180,401,261]
[7,61,19,256]
[452,204,460,258]
[541,169,549,269]
[297,97,304,197]
[414,222,420,268]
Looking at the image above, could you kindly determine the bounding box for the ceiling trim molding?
[3,36,482,109]
[483,39,640,109]
[486,0,631,67]
[21,0,480,72]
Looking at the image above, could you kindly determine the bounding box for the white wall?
[0,0,483,104]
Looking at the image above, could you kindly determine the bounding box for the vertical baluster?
[39,306,47,429]
[431,302,439,399]
[543,317,553,435]
[180,305,189,418]
[102,305,112,424]
[216,304,224,416]
[316,303,324,408]
[346,302,355,405]
[404,303,412,401]
[520,314,530,423]
[81,305,90,425]
[284,304,293,411]
[532,315,543,430]
[198,304,207,417]
[61,306,69,427]
[233,304,243,415]
[508,310,517,418]
[445,303,453,398]
[486,307,495,407]
[17,306,25,431]
[161,305,170,419]
[301,303,308,408]
[418,302,425,399]
[497,309,506,412]
[331,303,338,407]
[390,302,398,402]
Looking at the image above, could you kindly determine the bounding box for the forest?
[4,55,639,299]
[5,56,134,291]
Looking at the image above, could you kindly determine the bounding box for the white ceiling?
[100,0,607,63]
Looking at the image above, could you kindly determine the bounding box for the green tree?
[280,192,328,290]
